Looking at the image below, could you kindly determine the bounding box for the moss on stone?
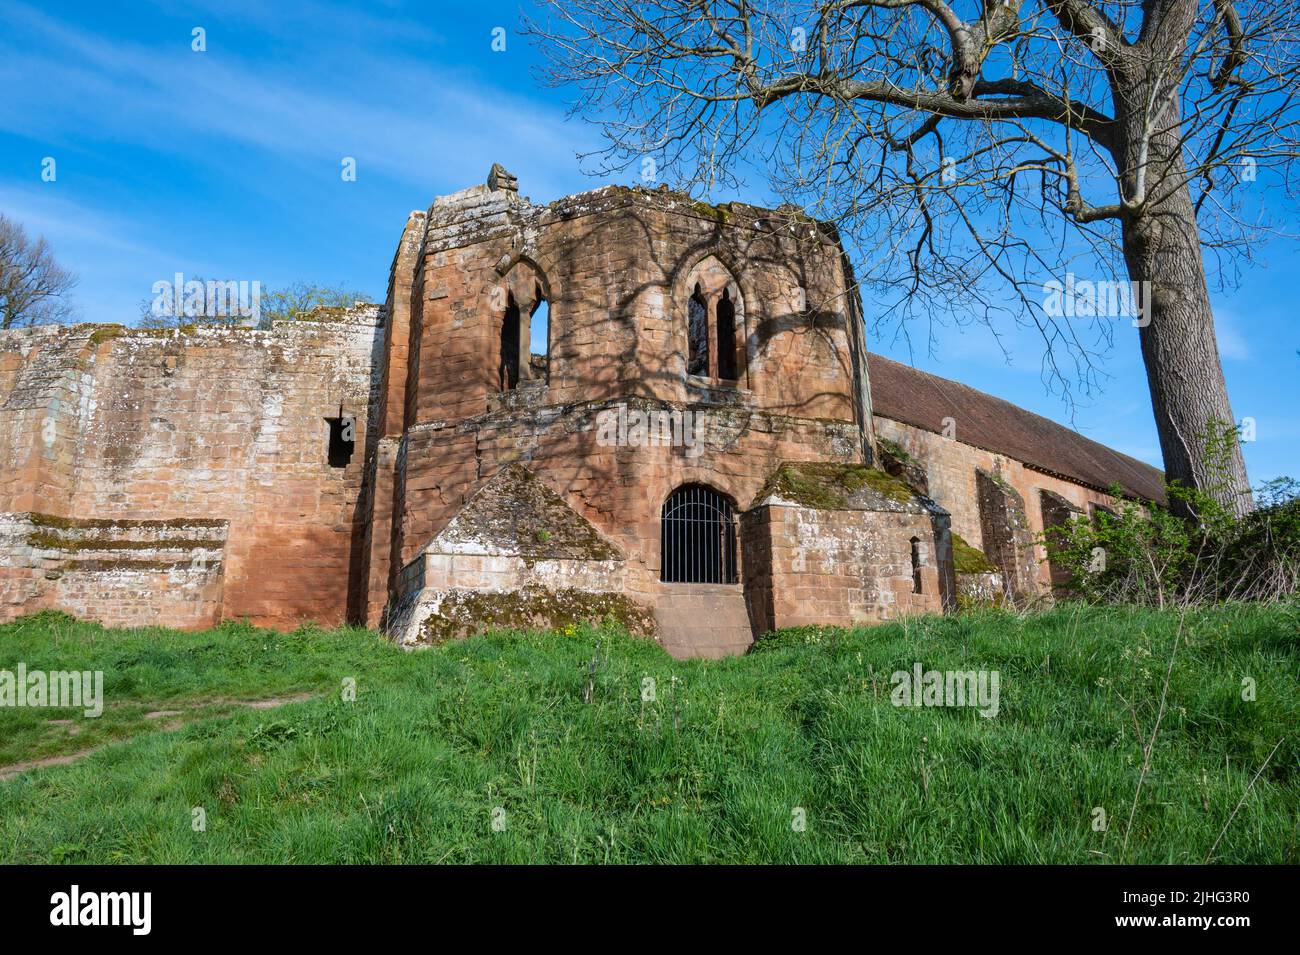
[956,589,1010,613]
[29,513,227,531]
[984,469,1015,493]
[292,306,351,322]
[951,533,995,574]
[87,324,127,346]
[26,532,221,552]
[418,586,656,646]
[759,462,916,509]
[135,324,200,337]
[58,558,214,573]
[434,465,620,562]
[691,200,730,223]
[877,437,918,467]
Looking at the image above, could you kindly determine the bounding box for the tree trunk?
[1118,158,1253,518]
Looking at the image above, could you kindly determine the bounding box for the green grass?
[0,604,1295,863]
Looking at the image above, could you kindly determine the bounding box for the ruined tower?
[360,168,952,656]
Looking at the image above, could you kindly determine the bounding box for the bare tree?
[527,0,1300,518]
[0,213,77,330]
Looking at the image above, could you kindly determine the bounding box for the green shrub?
[1043,422,1300,606]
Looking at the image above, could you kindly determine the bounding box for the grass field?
[0,604,1295,863]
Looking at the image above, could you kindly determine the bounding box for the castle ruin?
[0,169,1164,657]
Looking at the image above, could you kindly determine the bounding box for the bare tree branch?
[0,214,77,329]
[526,0,1300,514]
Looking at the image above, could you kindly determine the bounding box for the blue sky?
[1,0,1296,483]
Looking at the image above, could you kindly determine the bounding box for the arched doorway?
[660,484,738,584]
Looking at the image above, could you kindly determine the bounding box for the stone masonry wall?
[743,503,951,633]
[0,325,90,516]
[0,169,1148,640]
[0,512,226,628]
[386,551,643,647]
[975,469,1039,601]
[0,308,384,629]
[873,416,1124,591]
[1039,489,1084,591]
[373,181,875,627]
[390,397,863,623]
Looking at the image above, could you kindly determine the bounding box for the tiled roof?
[867,353,1166,503]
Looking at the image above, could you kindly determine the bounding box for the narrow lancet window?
[500,293,521,390]
[687,284,709,377]
[716,289,737,380]
[910,536,924,594]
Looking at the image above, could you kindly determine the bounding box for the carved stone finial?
[487,163,518,193]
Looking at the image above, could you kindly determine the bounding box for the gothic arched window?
[687,284,709,377]
[500,292,522,390]
[496,265,550,390]
[716,289,737,380]
[681,257,744,384]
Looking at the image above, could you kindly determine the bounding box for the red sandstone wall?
[743,503,948,632]
[0,512,226,628]
[0,326,90,516]
[408,187,860,424]
[375,184,874,621]
[1,176,1144,637]
[873,416,1122,587]
[0,311,384,629]
[390,399,863,613]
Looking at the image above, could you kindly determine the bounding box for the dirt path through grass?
[0,692,315,781]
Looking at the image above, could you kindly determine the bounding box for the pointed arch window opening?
[500,277,551,391]
[684,271,744,385]
[716,289,738,381]
[687,284,709,378]
[528,283,550,382]
[500,292,522,391]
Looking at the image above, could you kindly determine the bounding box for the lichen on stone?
[291,305,369,323]
[87,325,127,346]
[58,558,214,573]
[29,512,227,531]
[26,531,221,552]
[429,464,620,561]
[690,199,730,223]
[417,585,656,646]
[877,437,917,467]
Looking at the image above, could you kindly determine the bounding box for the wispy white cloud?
[1213,308,1252,361]
[0,0,605,324]
[0,184,283,324]
[146,0,447,46]
[0,185,163,260]
[0,1,595,201]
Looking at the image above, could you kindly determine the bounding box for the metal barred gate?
[660,485,738,584]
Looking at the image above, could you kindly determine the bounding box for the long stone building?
[0,168,1164,657]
